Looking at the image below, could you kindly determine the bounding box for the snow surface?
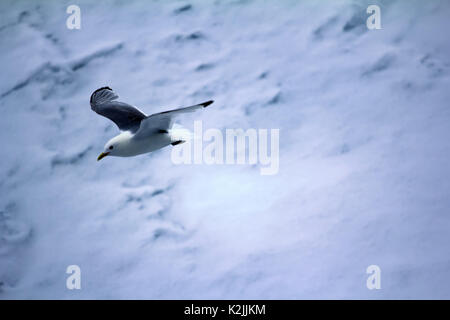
[1,0,450,299]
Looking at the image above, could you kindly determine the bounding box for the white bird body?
[106,130,173,157]
[89,87,213,161]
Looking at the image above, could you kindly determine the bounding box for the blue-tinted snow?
[0,0,450,299]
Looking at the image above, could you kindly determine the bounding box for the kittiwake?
[90,87,214,161]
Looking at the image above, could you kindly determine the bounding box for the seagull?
[90,87,213,161]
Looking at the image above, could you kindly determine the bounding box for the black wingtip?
[90,86,113,103]
[202,100,214,108]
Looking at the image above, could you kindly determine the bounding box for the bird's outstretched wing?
[90,87,147,133]
[134,100,214,139]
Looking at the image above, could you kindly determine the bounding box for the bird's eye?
[109,145,114,150]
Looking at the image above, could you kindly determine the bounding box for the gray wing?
[90,87,147,133]
[134,100,214,139]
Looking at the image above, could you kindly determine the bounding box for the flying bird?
[90,87,213,161]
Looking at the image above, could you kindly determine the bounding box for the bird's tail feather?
[169,124,195,144]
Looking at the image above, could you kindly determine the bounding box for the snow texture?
[1,0,450,299]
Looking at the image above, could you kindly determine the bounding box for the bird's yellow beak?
[97,152,110,161]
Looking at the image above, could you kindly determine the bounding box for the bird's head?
[97,132,132,161]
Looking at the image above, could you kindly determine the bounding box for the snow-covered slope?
[1,0,450,299]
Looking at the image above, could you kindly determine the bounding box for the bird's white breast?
[119,133,172,157]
